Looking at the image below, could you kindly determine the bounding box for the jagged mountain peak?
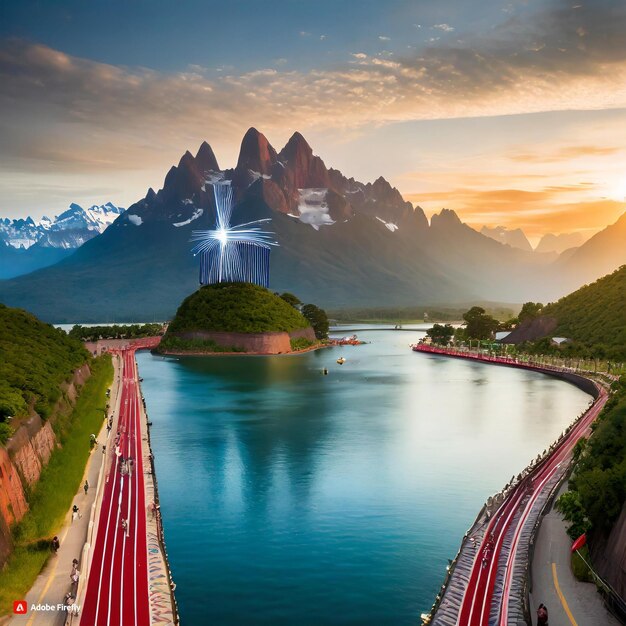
[236,127,278,176]
[279,131,313,162]
[0,202,124,251]
[195,141,220,172]
[431,208,462,227]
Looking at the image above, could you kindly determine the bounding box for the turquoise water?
[136,328,590,625]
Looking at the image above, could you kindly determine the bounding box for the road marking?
[552,562,578,626]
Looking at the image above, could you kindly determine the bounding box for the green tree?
[279,292,302,308]
[301,304,329,339]
[426,323,455,345]
[555,491,591,540]
[518,302,544,323]
[462,306,500,340]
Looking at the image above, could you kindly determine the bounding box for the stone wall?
[591,503,626,598]
[174,326,316,354]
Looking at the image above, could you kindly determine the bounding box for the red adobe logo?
[13,600,27,614]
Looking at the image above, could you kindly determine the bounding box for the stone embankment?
[165,326,316,354]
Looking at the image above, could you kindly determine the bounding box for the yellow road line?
[552,562,578,626]
[25,525,71,626]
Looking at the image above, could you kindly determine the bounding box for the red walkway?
[413,344,608,625]
[81,349,150,626]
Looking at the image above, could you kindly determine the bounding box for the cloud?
[510,145,621,163]
[2,0,626,213]
[378,35,391,41]
[407,185,626,237]
[433,24,455,32]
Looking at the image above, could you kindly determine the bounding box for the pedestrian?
[84,480,89,495]
[51,536,60,553]
[72,504,81,522]
[70,569,80,589]
[150,502,156,520]
[537,603,548,625]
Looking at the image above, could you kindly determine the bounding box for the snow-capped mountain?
[0,202,124,250]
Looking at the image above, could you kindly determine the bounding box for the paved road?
[80,350,150,626]
[530,482,620,626]
[413,346,612,626]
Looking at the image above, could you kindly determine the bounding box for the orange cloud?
[510,145,621,163]
[407,186,626,239]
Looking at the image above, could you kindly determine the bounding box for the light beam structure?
[191,184,277,287]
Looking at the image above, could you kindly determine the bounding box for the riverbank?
[0,356,113,619]
[156,341,328,357]
[413,345,608,625]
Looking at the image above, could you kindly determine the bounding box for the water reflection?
[137,330,590,625]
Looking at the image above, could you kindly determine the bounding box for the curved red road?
[81,349,150,626]
[413,345,608,625]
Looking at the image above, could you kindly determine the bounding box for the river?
[136,326,590,625]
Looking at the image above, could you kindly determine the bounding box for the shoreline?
[414,345,609,625]
[155,342,330,358]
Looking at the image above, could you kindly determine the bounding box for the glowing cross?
[191,184,277,286]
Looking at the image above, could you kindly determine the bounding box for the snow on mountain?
[0,203,124,249]
[294,188,334,230]
[173,207,204,227]
[376,216,399,232]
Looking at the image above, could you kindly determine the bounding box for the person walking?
[51,536,60,553]
[537,603,548,625]
[84,480,89,495]
[72,504,81,523]
[70,568,80,590]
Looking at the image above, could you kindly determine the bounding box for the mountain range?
[0,203,124,279]
[0,128,624,322]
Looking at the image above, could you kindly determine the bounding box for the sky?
[1,0,626,244]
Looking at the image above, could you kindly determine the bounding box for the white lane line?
[133,373,140,626]
[106,472,124,626]
[120,385,132,626]
[93,366,125,625]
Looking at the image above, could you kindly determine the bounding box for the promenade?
[78,338,176,626]
[413,344,610,626]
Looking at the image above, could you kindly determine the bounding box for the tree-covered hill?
[505,265,626,359]
[544,265,626,356]
[0,304,89,433]
[166,282,310,335]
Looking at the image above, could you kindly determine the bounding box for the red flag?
[571,533,587,552]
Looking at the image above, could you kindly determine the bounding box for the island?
[156,282,320,355]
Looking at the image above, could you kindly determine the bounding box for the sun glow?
[607,178,626,202]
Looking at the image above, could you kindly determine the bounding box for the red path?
[81,347,152,626]
[413,344,608,626]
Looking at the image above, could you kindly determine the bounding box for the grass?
[290,337,316,351]
[571,546,594,583]
[0,355,113,616]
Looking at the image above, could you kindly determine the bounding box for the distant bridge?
[330,327,428,333]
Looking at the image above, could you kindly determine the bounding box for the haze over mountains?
[0,203,124,279]
[0,128,624,322]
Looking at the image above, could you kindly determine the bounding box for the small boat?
[336,357,346,365]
